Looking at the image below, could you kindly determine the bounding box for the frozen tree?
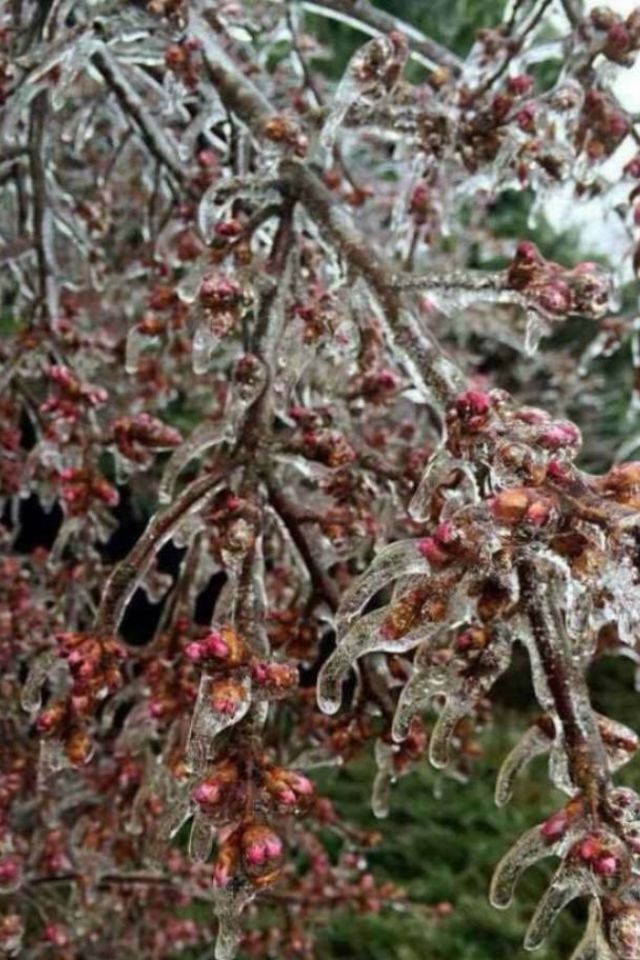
[3,0,640,957]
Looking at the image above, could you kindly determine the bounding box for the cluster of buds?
[112,412,182,464]
[34,632,126,765]
[145,652,198,724]
[350,367,400,404]
[58,466,119,515]
[261,114,308,156]
[590,7,640,65]
[577,88,630,161]
[506,241,610,319]
[184,625,248,668]
[164,39,200,89]
[214,822,284,889]
[40,365,107,423]
[492,787,640,950]
[290,427,356,469]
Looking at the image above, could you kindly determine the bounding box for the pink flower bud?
[417,536,448,565]
[507,74,534,96]
[192,781,220,807]
[202,631,229,658]
[455,389,491,421]
[184,641,204,661]
[0,858,20,884]
[594,853,619,876]
[540,809,569,842]
[539,421,581,451]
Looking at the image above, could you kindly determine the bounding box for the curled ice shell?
[490,823,563,911]
[432,636,513,767]
[335,539,432,637]
[96,469,225,635]
[524,865,593,951]
[390,637,445,744]
[158,421,227,505]
[495,720,555,806]
[409,449,479,522]
[317,609,447,715]
[185,673,252,771]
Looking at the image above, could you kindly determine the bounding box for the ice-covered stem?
[191,10,277,137]
[92,47,188,192]
[300,0,463,75]
[95,466,229,637]
[28,90,53,318]
[517,558,609,808]
[279,158,465,407]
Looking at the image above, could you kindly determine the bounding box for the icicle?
[20,650,56,712]
[189,809,214,863]
[185,674,252,771]
[371,739,395,819]
[428,700,466,769]
[317,610,387,715]
[391,652,436,744]
[495,721,554,807]
[213,883,255,960]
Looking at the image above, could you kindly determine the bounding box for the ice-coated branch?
[28,90,56,319]
[517,557,609,806]
[92,47,188,190]
[95,465,230,637]
[279,158,465,407]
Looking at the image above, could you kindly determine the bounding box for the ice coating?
[158,421,228,505]
[523,866,592,951]
[371,738,396,819]
[212,884,255,960]
[188,809,214,863]
[495,720,555,807]
[490,823,562,910]
[334,539,432,636]
[185,674,252,771]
